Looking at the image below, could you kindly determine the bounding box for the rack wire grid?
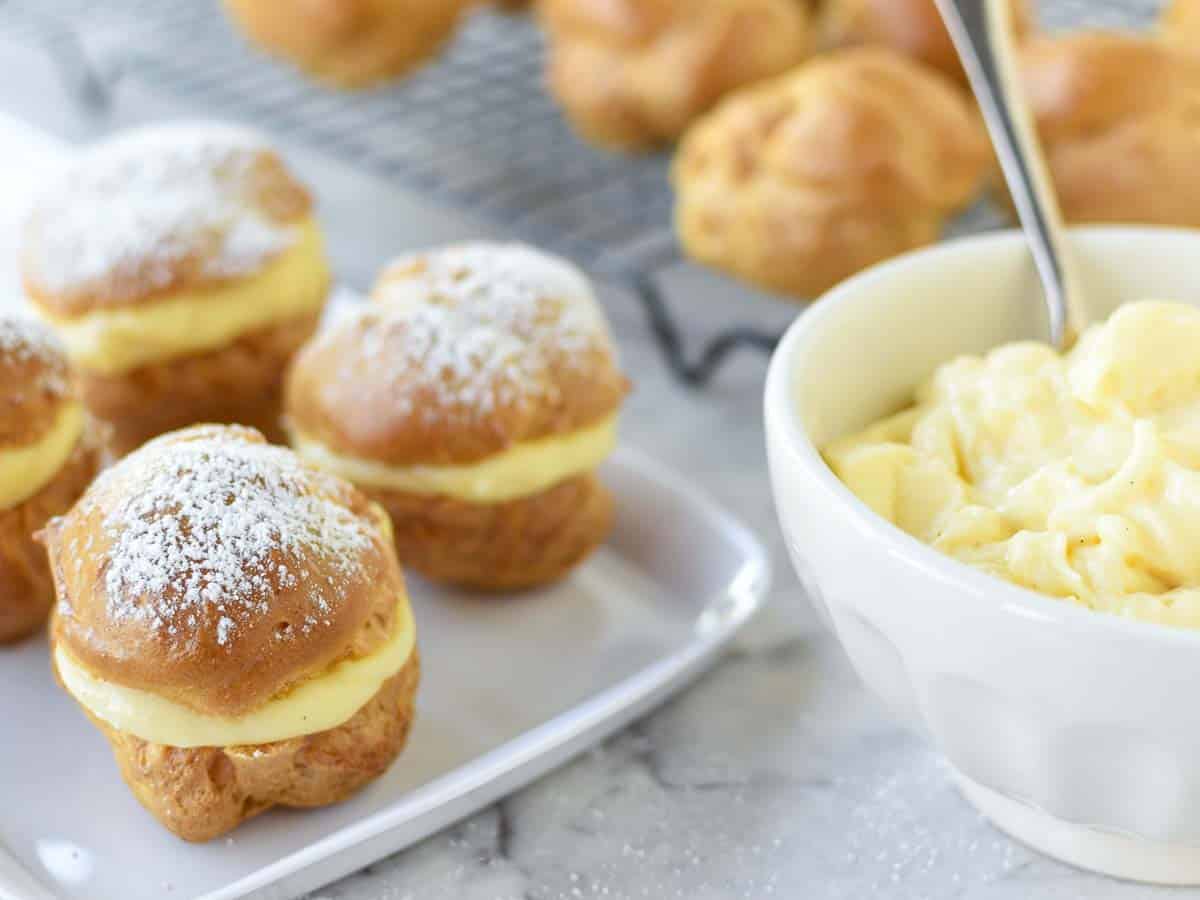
[0,0,1165,385]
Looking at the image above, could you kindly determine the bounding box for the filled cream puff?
[22,122,331,457]
[285,242,629,591]
[0,317,100,643]
[42,425,418,841]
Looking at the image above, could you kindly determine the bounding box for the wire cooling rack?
[0,0,1165,385]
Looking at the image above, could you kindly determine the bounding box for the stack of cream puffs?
[0,317,100,643]
[43,425,419,841]
[22,122,331,456]
[285,242,629,590]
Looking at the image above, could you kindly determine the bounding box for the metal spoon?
[934,0,1089,348]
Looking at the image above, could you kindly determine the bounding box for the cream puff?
[1162,0,1200,43]
[42,425,418,841]
[0,317,100,643]
[22,122,331,457]
[673,48,990,300]
[539,0,813,151]
[1018,33,1200,229]
[222,0,473,88]
[285,243,629,591]
[817,0,1032,85]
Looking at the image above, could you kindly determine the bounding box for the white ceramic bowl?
[765,227,1200,885]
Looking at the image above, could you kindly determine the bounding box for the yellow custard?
[826,301,1200,629]
[0,401,83,509]
[55,599,416,747]
[35,219,329,375]
[292,414,619,504]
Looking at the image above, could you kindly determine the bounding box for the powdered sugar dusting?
[353,242,612,422]
[80,430,376,650]
[0,316,69,396]
[25,122,297,301]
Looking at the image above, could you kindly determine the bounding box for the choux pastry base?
[82,311,319,456]
[375,474,614,591]
[77,652,419,843]
[222,0,470,88]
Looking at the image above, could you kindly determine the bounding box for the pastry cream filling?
[0,401,84,509]
[292,414,619,503]
[34,219,329,375]
[54,598,415,748]
[826,301,1200,629]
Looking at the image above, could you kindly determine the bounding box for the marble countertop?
[0,27,1174,900]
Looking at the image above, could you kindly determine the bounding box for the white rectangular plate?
[0,110,769,900]
[1,446,768,900]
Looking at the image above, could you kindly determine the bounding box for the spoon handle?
[934,0,1087,347]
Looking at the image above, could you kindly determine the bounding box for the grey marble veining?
[0,29,1175,899]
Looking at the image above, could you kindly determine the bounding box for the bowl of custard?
[765,226,1200,885]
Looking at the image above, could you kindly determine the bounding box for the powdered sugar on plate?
[23,122,298,304]
[74,429,376,649]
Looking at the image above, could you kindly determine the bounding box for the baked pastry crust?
[286,243,626,590]
[0,435,100,643]
[818,0,1032,84]
[1020,33,1200,228]
[287,244,628,467]
[23,123,312,317]
[44,425,405,717]
[673,47,989,300]
[81,310,320,457]
[71,651,419,842]
[0,318,99,643]
[540,0,812,150]
[373,473,614,590]
[1162,0,1200,42]
[222,0,471,88]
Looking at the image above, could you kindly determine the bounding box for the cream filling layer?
[34,219,329,375]
[54,599,415,748]
[291,414,619,503]
[0,401,84,509]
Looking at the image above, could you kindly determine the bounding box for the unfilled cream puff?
[22,122,331,456]
[673,48,990,300]
[285,242,630,591]
[1162,0,1200,43]
[0,317,100,643]
[222,0,473,88]
[540,0,813,151]
[42,425,418,841]
[1018,33,1200,229]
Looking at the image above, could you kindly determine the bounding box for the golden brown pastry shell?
[70,650,419,842]
[0,340,74,449]
[0,433,101,644]
[24,151,312,318]
[284,311,628,468]
[673,47,989,300]
[222,0,470,88]
[81,310,321,458]
[817,0,1032,85]
[44,425,404,717]
[1020,32,1200,229]
[370,472,614,591]
[541,0,812,150]
[1162,0,1200,42]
